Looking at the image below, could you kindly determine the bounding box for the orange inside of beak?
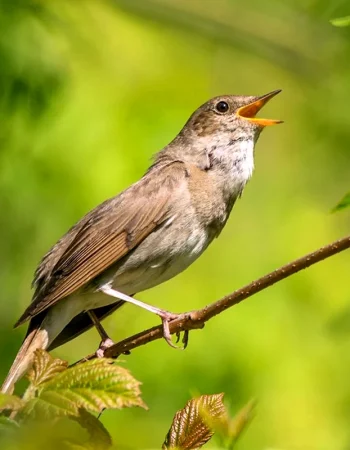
[236,89,283,126]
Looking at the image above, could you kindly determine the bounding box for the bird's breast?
[101,213,213,295]
[94,169,230,296]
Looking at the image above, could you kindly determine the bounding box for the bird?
[1,90,282,394]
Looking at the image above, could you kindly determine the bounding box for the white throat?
[237,138,255,181]
[208,136,256,201]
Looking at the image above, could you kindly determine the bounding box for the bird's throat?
[234,138,255,182]
[210,136,255,202]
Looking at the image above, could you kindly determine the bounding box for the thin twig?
[78,235,350,362]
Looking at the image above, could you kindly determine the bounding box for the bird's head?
[186,89,282,142]
[157,90,282,197]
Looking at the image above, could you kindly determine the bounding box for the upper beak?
[236,89,283,126]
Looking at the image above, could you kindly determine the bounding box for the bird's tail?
[1,325,48,395]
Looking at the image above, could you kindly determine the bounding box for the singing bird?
[2,90,282,394]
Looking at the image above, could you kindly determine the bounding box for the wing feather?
[15,161,185,326]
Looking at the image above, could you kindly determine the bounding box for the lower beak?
[236,90,283,126]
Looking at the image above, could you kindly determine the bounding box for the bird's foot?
[157,311,189,350]
[96,286,190,350]
[96,338,115,358]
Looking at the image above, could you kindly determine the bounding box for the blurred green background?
[0,0,350,448]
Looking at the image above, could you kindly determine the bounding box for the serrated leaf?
[332,192,350,212]
[73,409,112,450]
[0,392,25,411]
[163,393,226,450]
[28,349,68,387]
[330,16,350,27]
[23,358,146,419]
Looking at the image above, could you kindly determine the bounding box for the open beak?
[236,89,283,126]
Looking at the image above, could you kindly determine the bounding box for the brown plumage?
[2,91,282,394]
[16,161,182,325]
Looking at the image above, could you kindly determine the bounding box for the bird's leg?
[87,310,110,341]
[87,311,115,358]
[99,285,186,349]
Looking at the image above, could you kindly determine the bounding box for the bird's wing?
[15,161,185,326]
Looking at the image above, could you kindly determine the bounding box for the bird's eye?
[215,101,229,114]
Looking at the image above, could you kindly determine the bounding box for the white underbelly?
[42,214,221,352]
[111,227,211,294]
[47,221,215,327]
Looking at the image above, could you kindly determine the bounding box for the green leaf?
[206,399,255,449]
[63,444,89,450]
[0,416,20,447]
[0,415,20,431]
[23,358,146,418]
[226,399,255,447]
[330,16,350,27]
[0,392,25,411]
[5,416,95,450]
[73,409,112,450]
[332,192,350,212]
[28,349,68,387]
[163,393,226,450]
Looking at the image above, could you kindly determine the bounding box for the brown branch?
[80,235,350,362]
